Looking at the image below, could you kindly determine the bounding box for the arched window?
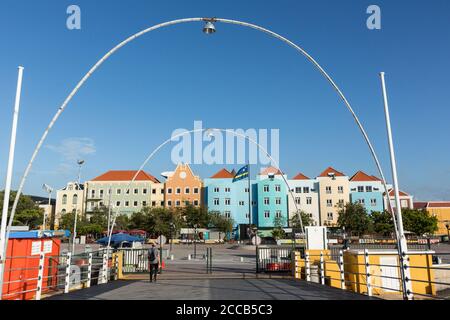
[72,194,78,205]
[62,194,67,205]
[61,209,66,215]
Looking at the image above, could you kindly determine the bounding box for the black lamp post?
[194,224,198,259]
[446,223,450,242]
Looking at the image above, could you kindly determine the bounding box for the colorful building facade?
[414,201,450,236]
[203,168,257,239]
[164,163,202,208]
[317,167,350,226]
[349,171,384,214]
[287,173,320,226]
[55,182,85,229]
[255,167,289,229]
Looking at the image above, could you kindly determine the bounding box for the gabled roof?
[259,166,283,175]
[371,175,383,182]
[386,189,410,197]
[318,167,345,178]
[292,173,310,180]
[91,170,160,183]
[350,171,380,182]
[210,168,234,179]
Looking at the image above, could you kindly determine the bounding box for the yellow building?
[415,201,450,236]
[317,167,350,226]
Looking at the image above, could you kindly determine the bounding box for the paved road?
[45,279,376,300]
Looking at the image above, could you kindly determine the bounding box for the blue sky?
[0,0,449,200]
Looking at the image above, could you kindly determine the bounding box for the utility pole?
[72,160,84,255]
[0,66,24,300]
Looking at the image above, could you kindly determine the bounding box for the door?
[380,256,400,292]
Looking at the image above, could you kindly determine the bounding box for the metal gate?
[122,249,149,273]
[256,246,304,273]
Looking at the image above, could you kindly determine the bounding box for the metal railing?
[292,248,450,300]
[256,246,304,273]
[1,248,119,300]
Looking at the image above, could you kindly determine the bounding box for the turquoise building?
[203,169,257,239]
[349,171,385,214]
[254,167,289,229]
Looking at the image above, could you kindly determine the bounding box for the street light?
[203,20,216,34]
[72,159,84,255]
[170,222,175,251]
[445,223,450,242]
[42,184,53,231]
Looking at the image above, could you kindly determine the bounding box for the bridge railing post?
[64,252,72,294]
[320,252,325,285]
[364,249,372,297]
[338,250,345,290]
[86,253,92,288]
[305,252,311,282]
[100,249,108,284]
[35,251,45,300]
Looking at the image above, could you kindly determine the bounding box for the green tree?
[113,214,130,231]
[209,211,234,241]
[290,211,313,229]
[337,202,373,236]
[371,211,395,236]
[402,208,438,236]
[0,190,44,229]
[183,204,210,228]
[271,216,287,240]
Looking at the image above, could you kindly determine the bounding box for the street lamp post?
[71,160,84,255]
[42,184,53,231]
[170,222,175,252]
[446,223,450,243]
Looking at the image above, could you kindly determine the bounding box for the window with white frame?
[225,198,231,205]
[167,188,172,194]
[143,188,147,194]
[116,189,121,195]
[295,197,301,205]
[264,197,270,205]
[264,211,270,218]
[125,201,129,207]
[303,187,310,193]
[62,194,67,205]
[326,186,332,194]
[239,201,245,206]
[275,197,281,205]
[275,185,281,192]
[327,199,333,207]
[185,187,190,194]
[245,188,249,193]
[225,211,231,218]
[214,198,219,205]
[134,188,139,195]
[176,188,181,194]
[133,201,138,207]
[263,185,269,192]
[275,210,282,218]
[338,186,344,194]
[194,188,199,194]
[327,212,333,220]
[371,199,377,206]
[225,187,231,192]
[295,187,302,193]
[366,186,372,192]
[91,190,95,197]
[116,201,121,207]
[99,189,104,197]
[358,186,364,192]
[193,200,199,206]
[143,201,147,207]
[306,197,312,205]
[214,187,219,193]
[152,189,156,194]
[175,200,181,207]
[167,200,172,206]
[152,201,156,207]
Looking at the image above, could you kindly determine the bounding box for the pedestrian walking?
[148,242,160,282]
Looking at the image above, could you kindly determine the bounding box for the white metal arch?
[4,16,400,267]
[105,127,306,249]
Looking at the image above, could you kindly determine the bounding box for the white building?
[55,182,85,229]
[287,173,320,226]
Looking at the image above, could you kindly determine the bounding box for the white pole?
[0,66,24,300]
[72,162,83,255]
[379,72,413,300]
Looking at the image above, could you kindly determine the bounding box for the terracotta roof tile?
[427,202,450,208]
[386,189,410,197]
[292,173,310,180]
[210,168,234,179]
[413,202,428,209]
[91,170,160,183]
[350,171,380,182]
[318,167,345,178]
[371,175,383,182]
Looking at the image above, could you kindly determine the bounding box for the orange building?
[164,163,202,208]
[414,201,450,236]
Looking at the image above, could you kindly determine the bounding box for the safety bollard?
[87,253,92,288]
[320,252,325,285]
[364,249,372,296]
[338,250,345,290]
